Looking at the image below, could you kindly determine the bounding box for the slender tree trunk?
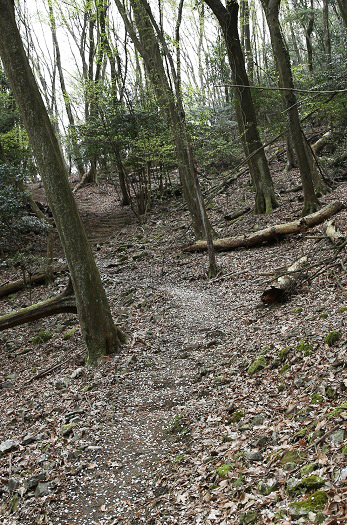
[337,0,347,29]
[304,0,314,74]
[47,0,84,179]
[240,0,254,83]
[114,0,213,242]
[204,0,278,215]
[261,0,320,215]
[323,0,331,66]
[0,0,124,365]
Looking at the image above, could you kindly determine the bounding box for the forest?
[0,0,347,523]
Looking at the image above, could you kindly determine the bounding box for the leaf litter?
[0,175,347,524]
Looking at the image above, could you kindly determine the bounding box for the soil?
[1,167,347,525]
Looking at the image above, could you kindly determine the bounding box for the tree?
[260,0,322,214]
[0,0,124,365]
[203,0,278,215]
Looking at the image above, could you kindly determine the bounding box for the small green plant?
[292,307,303,313]
[32,331,52,344]
[247,355,267,375]
[324,330,341,347]
[63,327,77,340]
[167,415,189,435]
[216,464,232,478]
[311,394,324,404]
[338,307,347,313]
[319,313,329,319]
[297,339,313,356]
[230,409,245,423]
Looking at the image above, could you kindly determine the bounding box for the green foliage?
[324,330,341,347]
[0,163,28,243]
[32,331,53,344]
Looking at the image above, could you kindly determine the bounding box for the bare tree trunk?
[0,0,124,365]
[47,0,84,179]
[323,0,331,66]
[204,0,278,215]
[114,0,213,244]
[337,0,347,29]
[261,0,320,215]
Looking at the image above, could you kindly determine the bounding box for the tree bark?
[337,0,347,29]
[0,284,77,331]
[204,0,278,215]
[261,0,321,215]
[0,0,124,365]
[261,256,308,304]
[114,0,213,245]
[47,0,85,179]
[184,201,343,252]
[0,266,67,298]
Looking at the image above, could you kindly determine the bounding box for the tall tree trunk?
[204,0,278,215]
[304,0,314,74]
[337,0,347,29]
[240,0,254,83]
[323,0,331,66]
[47,0,85,179]
[0,0,124,365]
[261,0,320,215]
[114,0,213,243]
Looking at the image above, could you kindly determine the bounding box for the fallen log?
[324,220,345,245]
[0,282,76,331]
[312,131,332,156]
[261,256,308,304]
[183,201,344,253]
[0,266,68,299]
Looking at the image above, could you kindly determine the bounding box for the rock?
[247,355,267,375]
[0,439,19,454]
[252,414,265,427]
[70,367,84,379]
[280,449,303,468]
[257,480,278,495]
[54,378,68,390]
[8,478,19,493]
[287,475,326,495]
[289,491,328,519]
[256,435,269,449]
[35,482,49,497]
[329,429,346,444]
[22,434,36,445]
[61,423,77,437]
[25,473,46,490]
[244,449,263,462]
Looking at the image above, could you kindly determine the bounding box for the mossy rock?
[311,394,324,405]
[288,475,326,495]
[63,327,77,340]
[216,464,232,478]
[280,449,303,468]
[258,480,278,496]
[338,307,347,313]
[297,339,313,356]
[324,330,341,347]
[326,401,347,419]
[230,409,245,423]
[240,511,258,524]
[247,355,267,375]
[61,423,77,437]
[32,331,52,344]
[300,463,318,477]
[272,347,291,368]
[289,491,328,518]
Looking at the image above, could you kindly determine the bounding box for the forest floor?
[1,161,347,525]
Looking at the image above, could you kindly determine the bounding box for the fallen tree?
[261,256,308,304]
[0,280,76,331]
[0,266,68,298]
[183,201,344,253]
[325,220,345,245]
